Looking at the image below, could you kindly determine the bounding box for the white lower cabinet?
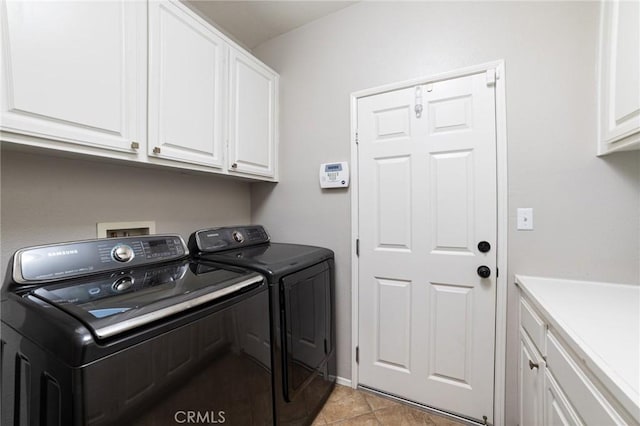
[546,331,630,425]
[518,288,636,426]
[544,370,582,426]
[0,0,146,156]
[520,331,545,426]
[148,0,225,168]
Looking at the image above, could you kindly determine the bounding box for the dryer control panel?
[189,225,270,253]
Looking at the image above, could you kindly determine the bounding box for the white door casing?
[356,70,498,423]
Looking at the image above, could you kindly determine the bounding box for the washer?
[189,225,337,425]
[1,235,272,425]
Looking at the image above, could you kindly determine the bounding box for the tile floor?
[312,385,466,425]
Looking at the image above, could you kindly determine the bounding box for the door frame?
[349,60,508,425]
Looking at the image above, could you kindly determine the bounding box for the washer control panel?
[190,225,270,253]
[13,235,188,284]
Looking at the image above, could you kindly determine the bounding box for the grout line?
[358,385,474,425]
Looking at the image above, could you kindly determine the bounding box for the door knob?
[477,241,491,253]
[477,266,491,278]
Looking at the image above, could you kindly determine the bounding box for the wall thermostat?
[319,162,349,188]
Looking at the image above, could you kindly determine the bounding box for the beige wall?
[251,1,640,423]
[1,148,252,280]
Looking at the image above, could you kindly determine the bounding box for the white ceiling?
[186,1,357,50]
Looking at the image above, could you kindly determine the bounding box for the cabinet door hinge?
[355,131,359,145]
[496,267,499,278]
[355,346,359,364]
[356,238,360,256]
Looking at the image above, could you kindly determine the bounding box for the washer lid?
[198,243,334,281]
[30,260,264,340]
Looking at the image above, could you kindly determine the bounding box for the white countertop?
[515,275,640,422]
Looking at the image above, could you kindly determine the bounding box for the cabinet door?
[544,370,583,426]
[148,0,225,168]
[520,332,545,426]
[598,0,640,153]
[1,1,145,153]
[228,48,278,179]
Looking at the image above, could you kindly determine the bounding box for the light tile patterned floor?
[312,385,466,425]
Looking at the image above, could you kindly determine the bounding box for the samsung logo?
[47,249,79,257]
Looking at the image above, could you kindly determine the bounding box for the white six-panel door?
[357,71,497,423]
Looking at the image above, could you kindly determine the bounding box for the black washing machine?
[1,235,273,425]
[189,225,336,425]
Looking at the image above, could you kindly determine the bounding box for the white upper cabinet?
[228,49,278,179]
[148,0,225,168]
[1,1,278,181]
[0,1,146,156]
[597,0,640,154]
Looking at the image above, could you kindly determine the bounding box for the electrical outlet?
[517,208,533,230]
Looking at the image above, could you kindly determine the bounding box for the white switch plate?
[517,208,534,230]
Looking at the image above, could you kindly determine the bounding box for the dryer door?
[280,261,331,402]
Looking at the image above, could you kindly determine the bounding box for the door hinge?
[356,238,360,256]
[355,346,359,364]
[355,131,359,145]
[324,339,328,355]
[496,267,499,278]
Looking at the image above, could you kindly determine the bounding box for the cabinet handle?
[529,360,539,370]
[231,163,238,169]
[131,141,139,150]
[153,147,161,154]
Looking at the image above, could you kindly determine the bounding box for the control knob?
[113,276,134,292]
[232,231,244,243]
[112,244,134,262]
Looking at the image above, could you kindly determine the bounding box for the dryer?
[189,225,336,425]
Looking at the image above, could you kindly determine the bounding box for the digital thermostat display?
[319,162,349,189]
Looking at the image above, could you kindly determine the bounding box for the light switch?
[517,208,534,230]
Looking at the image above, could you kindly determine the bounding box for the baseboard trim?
[336,376,353,387]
